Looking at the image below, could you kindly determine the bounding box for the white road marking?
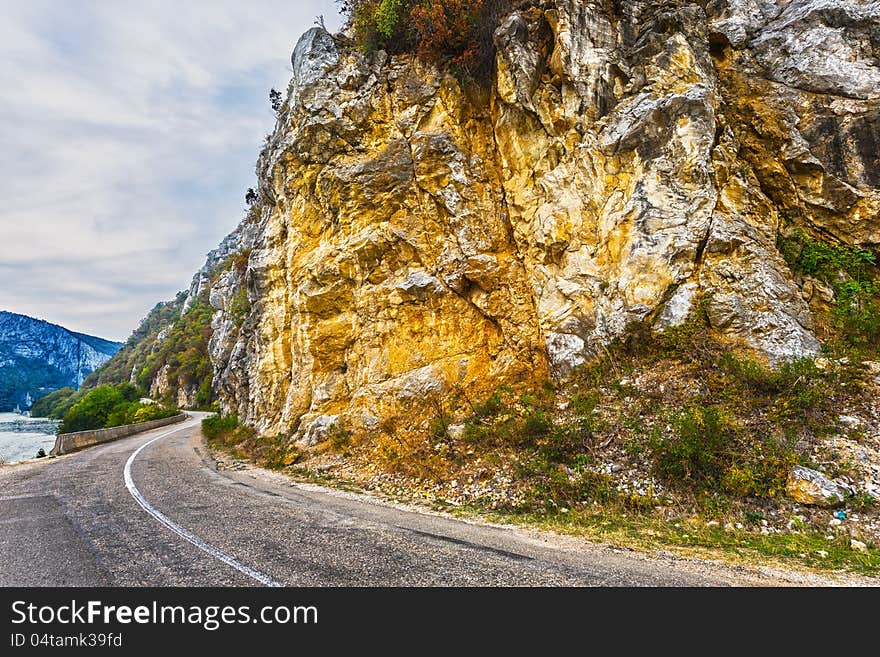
[123,421,282,587]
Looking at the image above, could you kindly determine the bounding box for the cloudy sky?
[0,0,340,341]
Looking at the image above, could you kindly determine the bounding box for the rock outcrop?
[786,465,855,507]
[196,0,878,440]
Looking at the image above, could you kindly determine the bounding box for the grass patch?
[455,504,880,576]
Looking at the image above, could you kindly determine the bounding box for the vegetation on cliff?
[213,310,878,573]
[137,298,215,408]
[778,230,880,358]
[85,197,257,410]
[202,414,294,470]
[339,0,515,81]
[85,292,216,410]
[84,294,188,390]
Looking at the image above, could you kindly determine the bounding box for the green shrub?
[428,410,452,441]
[194,376,214,410]
[202,414,294,469]
[105,401,177,428]
[59,386,128,433]
[473,388,507,418]
[779,231,876,282]
[340,0,416,54]
[338,0,510,84]
[229,290,250,326]
[57,384,173,433]
[718,352,835,426]
[374,0,405,38]
[86,292,216,410]
[522,409,552,441]
[255,434,292,470]
[648,404,798,498]
[536,422,593,464]
[202,414,241,442]
[327,422,354,451]
[778,230,880,354]
[721,434,797,498]
[650,405,733,490]
[29,387,77,419]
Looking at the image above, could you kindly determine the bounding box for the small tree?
[269,88,283,113]
[244,187,258,207]
[337,0,507,84]
[411,0,503,83]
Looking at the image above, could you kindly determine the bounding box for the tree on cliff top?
[338,0,514,83]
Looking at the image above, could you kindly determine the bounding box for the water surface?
[0,412,59,463]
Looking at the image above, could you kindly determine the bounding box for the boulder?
[785,465,855,507]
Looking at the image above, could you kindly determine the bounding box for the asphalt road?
[0,413,781,586]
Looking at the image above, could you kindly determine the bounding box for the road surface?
[1,413,789,586]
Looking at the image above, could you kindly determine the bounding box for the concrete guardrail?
[50,413,188,456]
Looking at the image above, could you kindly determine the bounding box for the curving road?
[1,413,785,586]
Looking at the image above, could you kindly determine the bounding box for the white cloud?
[0,0,342,340]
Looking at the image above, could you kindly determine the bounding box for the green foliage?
[719,354,825,406]
[428,408,453,441]
[88,291,215,409]
[327,422,354,451]
[229,289,251,327]
[648,404,797,497]
[338,0,510,84]
[339,0,414,54]
[59,386,127,433]
[374,0,405,38]
[202,414,242,441]
[536,421,593,465]
[522,463,617,511]
[779,230,876,282]
[194,376,214,410]
[228,248,252,278]
[108,401,178,428]
[473,387,506,418]
[58,384,176,433]
[255,434,294,470]
[604,294,717,366]
[84,293,188,389]
[202,414,295,470]
[522,409,552,441]
[650,406,732,489]
[29,387,77,419]
[778,230,880,354]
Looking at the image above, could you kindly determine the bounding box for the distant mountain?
[0,311,122,411]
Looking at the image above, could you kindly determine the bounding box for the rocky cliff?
[0,311,121,411]
[198,0,878,443]
[86,212,259,409]
[95,1,878,440]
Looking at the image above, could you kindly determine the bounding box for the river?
[0,412,59,464]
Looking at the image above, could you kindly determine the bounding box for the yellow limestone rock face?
[206,2,879,441]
